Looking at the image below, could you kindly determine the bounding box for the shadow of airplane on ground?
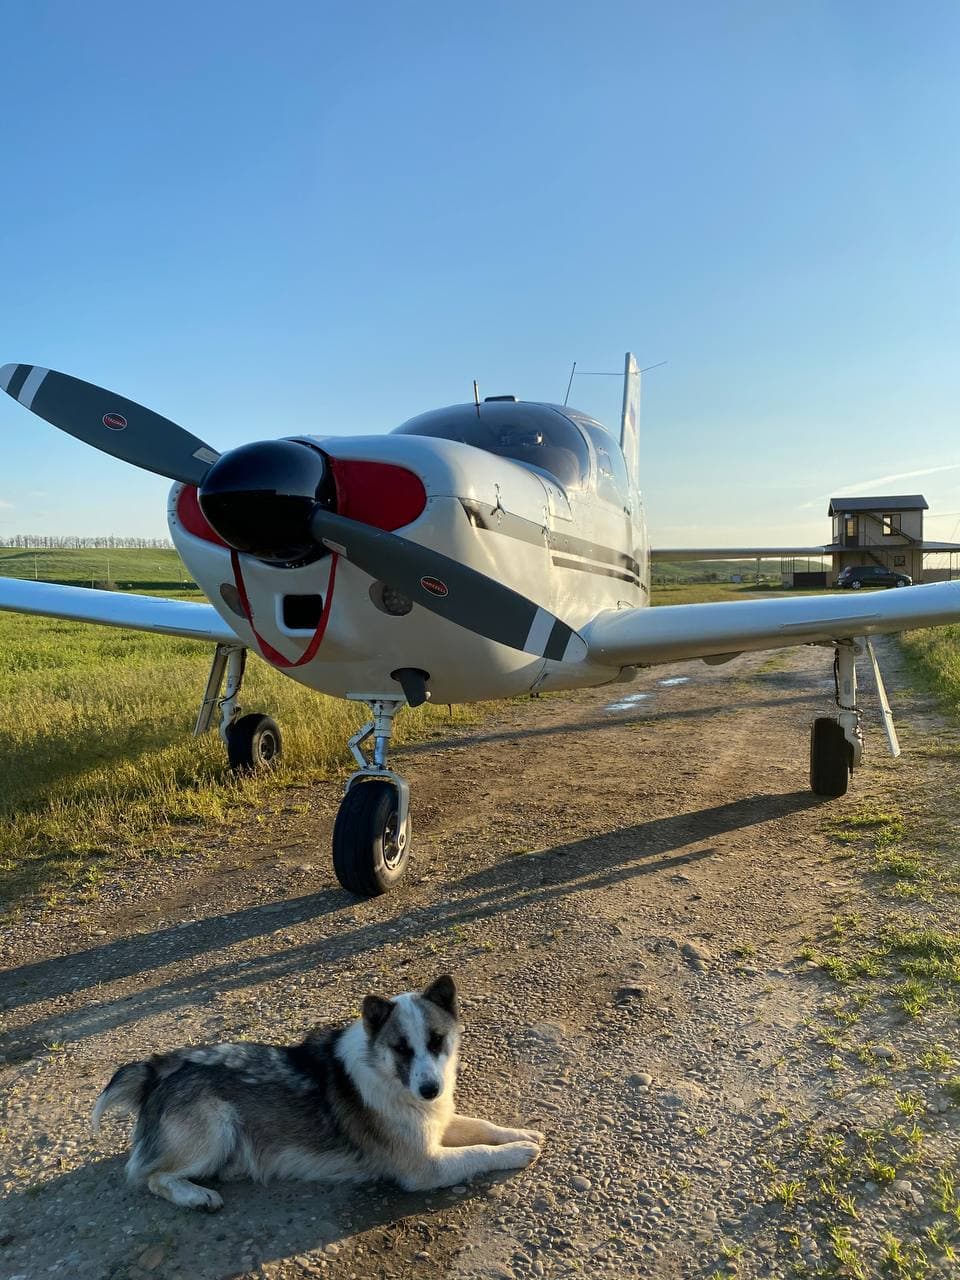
[398,692,818,756]
[1,790,822,1062]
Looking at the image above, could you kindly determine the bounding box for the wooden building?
[827,495,926,583]
[653,492,960,584]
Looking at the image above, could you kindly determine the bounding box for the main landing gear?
[809,642,862,798]
[195,644,283,772]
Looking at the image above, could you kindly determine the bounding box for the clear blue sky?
[1,0,958,546]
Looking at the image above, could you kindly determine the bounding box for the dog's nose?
[419,1081,440,1100]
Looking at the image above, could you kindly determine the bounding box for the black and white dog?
[92,975,542,1210]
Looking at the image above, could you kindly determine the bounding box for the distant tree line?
[1,535,174,549]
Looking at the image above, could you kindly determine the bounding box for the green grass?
[0,608,476,913]
[768,1178,804,1208]
[651,582,768,605]
[0,545,196,590]
[899,624,960,716]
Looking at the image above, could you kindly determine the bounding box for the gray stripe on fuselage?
[460,499,640,578]
[550,555,639,587]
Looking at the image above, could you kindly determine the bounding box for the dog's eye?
[427,1032,445,1056]
[394,1037,414,1061]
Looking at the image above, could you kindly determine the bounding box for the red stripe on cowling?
[328,458,426,530]
[231,550,339,669]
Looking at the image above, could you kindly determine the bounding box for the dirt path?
[1,642,957,1279]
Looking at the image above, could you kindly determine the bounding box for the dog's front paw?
[496,1139,541,1171]
[514,1128,545,1144]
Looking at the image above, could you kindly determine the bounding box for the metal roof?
[828,495,928,514]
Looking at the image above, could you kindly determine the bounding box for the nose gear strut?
[333,692,414,895]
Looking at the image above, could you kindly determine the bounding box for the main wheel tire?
[332,780,410,896]
[809,717,850,797]
[850,580,863,590]
[226,713,282,773]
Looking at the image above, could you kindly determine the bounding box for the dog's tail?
[91,1059,157,1133]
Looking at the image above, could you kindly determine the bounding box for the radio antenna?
[472,380,481,417]
[563,361,577,406]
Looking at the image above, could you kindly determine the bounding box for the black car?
[836,564,912,590]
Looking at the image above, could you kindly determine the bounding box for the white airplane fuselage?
[169,416,649,704]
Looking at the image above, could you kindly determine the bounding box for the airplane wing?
[583,581,960,666]
[651,546,830,561]
[0,577,239,644]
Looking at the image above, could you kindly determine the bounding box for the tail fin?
[91,1060,156,1133]
[619,352,641,481]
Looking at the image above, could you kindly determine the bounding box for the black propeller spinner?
[197,438,334,566]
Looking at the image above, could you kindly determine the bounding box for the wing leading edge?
[651,546,831,561]
[584,581,960,667]
[0,577,238,644]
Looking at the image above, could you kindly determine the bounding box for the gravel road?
[1,641,956,1279]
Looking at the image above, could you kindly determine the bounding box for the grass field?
[650,581,837,605]
[0,546,196,591]
[898,625,960,718]
[0,603,475,915]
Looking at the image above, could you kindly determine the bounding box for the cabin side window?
[582,424,631,510]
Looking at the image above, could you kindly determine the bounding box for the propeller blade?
[864,637,901,758]
[0,363,219,485]
[310,508,588,662]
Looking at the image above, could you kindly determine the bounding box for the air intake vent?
[484,395,518,402]
[282,594,324,629]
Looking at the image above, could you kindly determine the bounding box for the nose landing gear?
[195,652,422,895]
[333,696,411,896]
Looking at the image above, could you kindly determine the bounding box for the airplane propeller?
[2,363,588,662]
[0,363,219,485]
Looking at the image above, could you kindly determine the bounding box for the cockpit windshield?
[393,402,590,490]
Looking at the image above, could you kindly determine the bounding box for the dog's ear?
[362,995,394,1037]
[422,975,459,1019]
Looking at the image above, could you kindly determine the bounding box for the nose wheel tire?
[226,713,282,773]
[809,717,851,797]
[333,780,411,896]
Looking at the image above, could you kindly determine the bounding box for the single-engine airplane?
[3,354,960,896]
